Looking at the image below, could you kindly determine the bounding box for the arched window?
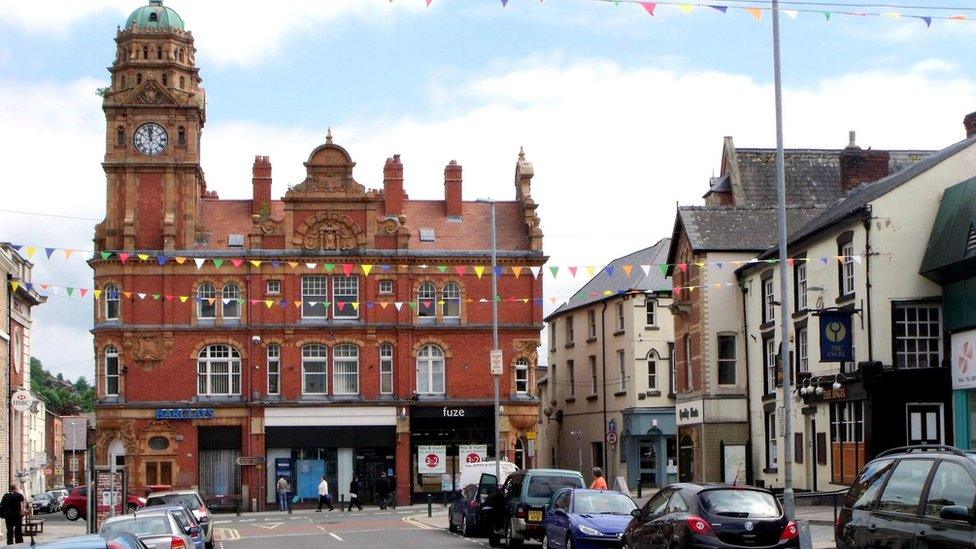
[142,45,149,59]
[197,345,241,395]
[156,46,163,60]
[178,48,184,63]
[179,76,185,90]
[267,344,280,395]
[515,357,529,395]
[105,346,120,396]
[161,73,168,86]
[116,126,125,147]
[177,126,186,146]
[442,282,461,319]
[136,73,143,85]
[418,282,436,319]
[222,283,241,319]
[120,75,126,89]
[149,12,159,22]
[105,284,120,321]
[333,344,359,395]
[647,350,659,391]
[380,343,394,395]
[302,345,328,394]
[416,345,445,395]
[197,283,216,319]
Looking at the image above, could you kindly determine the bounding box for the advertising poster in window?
[459,444,488,464]
[951,329,976,390]
[94,467,126,531]
[418,445,447,474]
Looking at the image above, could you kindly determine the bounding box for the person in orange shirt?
[589,468,608,490]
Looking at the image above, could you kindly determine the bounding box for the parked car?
[622,483,798,549]
[62,486,147,521]
[101,507,204,549]
[145,490,213,549]
[449,482,493,537]
[32,492,59,514]
[483,468,587,547]
[835,445,976,549]
[30,532,149,549]
[47,490,67,509]
[543,488,638,548]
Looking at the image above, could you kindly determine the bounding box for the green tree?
[29,357,95,415]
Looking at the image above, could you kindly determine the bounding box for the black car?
[622,483,798,549]
[835,444,976,549]
[449,483,493,537]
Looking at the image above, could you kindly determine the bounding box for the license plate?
[528,510,543,522]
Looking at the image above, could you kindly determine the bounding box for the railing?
[777,489,847,525]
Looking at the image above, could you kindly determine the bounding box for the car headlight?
[578,524,602,536]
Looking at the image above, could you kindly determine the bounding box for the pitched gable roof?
[670,205,825,256]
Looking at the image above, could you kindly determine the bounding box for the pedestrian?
[374,472,391,510]
[316,476,334,512]
[589,467,608,490]
[276,476,290,512]
[347,477,363,512]
[1,484,25,545]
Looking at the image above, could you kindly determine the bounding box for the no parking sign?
[418,445,446,474]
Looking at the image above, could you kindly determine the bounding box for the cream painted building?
[538,239,675,492]
[738,130,976,491]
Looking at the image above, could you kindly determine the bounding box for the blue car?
[543,488,638,549]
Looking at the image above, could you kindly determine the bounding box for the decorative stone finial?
[518,146,525,160]
[326,127,333,144]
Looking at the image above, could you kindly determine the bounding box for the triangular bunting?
[231,259,244,267]
[156,255,169,265]
[455,266,468,276]
[622,265,634,277]
[342,264,354,276]
[249,259,262,267]
[137,293,146,300]
[44,248,56,259]
[437,265,448,273]
[530,266,541,278]
[361,264,374,277]
[639,2,656,15]
[288,261,299,269]
[100,251,112,260]
[511,266,523,278]
[118,253,131,264]
[194,258,206,269]
[708,5,727,13]
[175,256,187,264]
[306,263,317,270]
[549,266,559,278]
[746,7,763,21]
[474,266,486,279]
[394,302,404,311]
[323,263,335,272]
[784,9,798,19]
[25,246,37,259]
[93,289,103,299]
[137,253,150,261]
[213,259,224,268]
[179,296,189,303]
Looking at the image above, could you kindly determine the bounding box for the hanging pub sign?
[819,310,854,362]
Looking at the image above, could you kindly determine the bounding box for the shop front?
[623,407,677,492]
[410,405,494,501]
[264,407,396,507]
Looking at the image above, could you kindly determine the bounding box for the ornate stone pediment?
[286,132,368,199]
[293,211,366,251]
[123,332,174,369]
[122,78,180,106]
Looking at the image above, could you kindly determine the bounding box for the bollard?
[236,499,241,517]
[797,520,814,549]
[637,482,642,500]
[288,494,292,515]
[427,494,432,518]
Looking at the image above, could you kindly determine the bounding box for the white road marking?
[214,520,232,524]
[329,532,343,541]
[255,522,282,530]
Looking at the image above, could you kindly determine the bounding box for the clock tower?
[96,0,206,251]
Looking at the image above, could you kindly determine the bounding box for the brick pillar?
[251,156,272,216]
[396,431,411,505]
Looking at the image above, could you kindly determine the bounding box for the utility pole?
[771,0,796,520]
[489,200,501,484]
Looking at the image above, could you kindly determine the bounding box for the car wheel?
[205,541,214,549]
[461,514,473,537]
[505,520,523,548]
[448,512,457,533]
[64,507,79,521]
[565,535,574,549]
[489,532,501,547]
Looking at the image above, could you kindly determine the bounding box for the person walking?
[276,476,290,512]
[316,476,334,512]
[374,472,391,510]
[346,477,363,512]
[589,468,608,490]
[1,484,25,545]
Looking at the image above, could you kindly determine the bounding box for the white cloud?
[3,54,975,378]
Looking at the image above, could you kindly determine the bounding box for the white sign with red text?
[418,445,447,474]
[459,444,487,464]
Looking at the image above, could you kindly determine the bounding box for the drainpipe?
[862,208,874,362]
[600,301,608,476]
[740,282,753,485]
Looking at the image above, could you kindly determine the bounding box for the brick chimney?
[839,131,889,192]
[444,160,463,218]
[965,112,976,138]
[383,155,404,216]
[251,155,272,216]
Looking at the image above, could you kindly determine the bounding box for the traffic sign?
[235,456,265,466]
[605,432,618,445]
[607,419,617,433]
[490,350,503,375]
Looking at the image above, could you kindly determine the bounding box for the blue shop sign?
[155,408,216,420]
[819,311,854,362]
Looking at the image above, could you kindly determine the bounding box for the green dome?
[125,0,184,31]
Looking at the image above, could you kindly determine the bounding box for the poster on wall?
[418,445,447,474]
[722,445,747,484]
[459,444,488,464]
[94,467,126,532]
[951,329,976,390]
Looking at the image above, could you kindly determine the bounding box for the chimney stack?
[251,156,272,216]
[839,131,890,192]
[965,112,976,138]
[383,155,404,216]
[444,160,463,218]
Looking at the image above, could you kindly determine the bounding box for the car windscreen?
[147,494,201,510]
[698,490,781,518]
[572,492,638,515]
[101,516,172,537]
[526,476,584,499]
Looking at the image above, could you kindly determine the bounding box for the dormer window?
[149,12,159,22]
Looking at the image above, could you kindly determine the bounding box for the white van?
[459,461,518,490]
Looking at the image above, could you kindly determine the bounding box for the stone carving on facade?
[513,338,541,363]
[124,80,179,107]
[293,211,366,251]
[123,333,174,369]
[95,419,137,461]
[377,217,400,235]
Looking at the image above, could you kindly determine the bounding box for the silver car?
[144,490,212,549]
[100,508,203,549]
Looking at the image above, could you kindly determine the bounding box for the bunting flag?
[194,258,205,269]
[362,264,374,277]
[511,266,522,278]
[622,265,634,277]
[639,2,656,15]
[474,266,486,279]
[746,7,762,21]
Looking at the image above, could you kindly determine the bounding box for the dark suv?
[483,468,586,547]
[836,445,976,548]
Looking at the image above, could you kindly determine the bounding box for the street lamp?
[477,198,501,485]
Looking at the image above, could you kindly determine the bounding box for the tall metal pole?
[771,0,795,520]
[490,201,501,484]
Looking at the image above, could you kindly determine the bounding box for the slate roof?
[674,205,826,253]
[545,238,672,321]
[729,148,931,206]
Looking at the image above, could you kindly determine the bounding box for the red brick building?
[93,1,545,509]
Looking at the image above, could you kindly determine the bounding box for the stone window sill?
[614,390,627,397]
[565,397,576,404]
[585,394,598,402]
[613,330,625,337]
[564,342,575,349]
[644,326,659,331]
[586,337,597,343]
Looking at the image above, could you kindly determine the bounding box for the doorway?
[906,403,943,445]
[678,434,694,482]
[638,441,657,489]
[805,417,818,492]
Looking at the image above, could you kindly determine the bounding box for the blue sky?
[1,0,975,380]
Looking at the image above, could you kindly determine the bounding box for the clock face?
[133,123,168,156]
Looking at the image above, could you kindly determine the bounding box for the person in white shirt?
[316,476,334,512]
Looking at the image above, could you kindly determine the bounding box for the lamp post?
[479,198,502,484]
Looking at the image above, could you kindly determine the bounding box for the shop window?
[717,335,736,386]
[893,302,942,369]
[197,283,216,319]
[105,284,121,321]
[416,344,445,394]
[332,276,359,319]
[442,282,461,319]
[267,344,280,395]
[515,358,529,395]
[197,345,241,396]
[301,275,328,318]
[332,344,359,395]
[105,346,120,396]
[380,344,394,395]
[145,461,173,486]
[222,283,241,319]
[302,344,329,395]
[417,282,436,319]
[765,410,778,471]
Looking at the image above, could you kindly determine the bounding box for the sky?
[1,0,975,382]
